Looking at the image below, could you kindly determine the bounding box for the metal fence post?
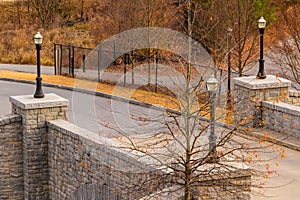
[59,44,62,75]
[98,49,101,82]
[148,54,150,86]
[131,50,134,85]
[123,54,127,86]
[72,46,75,78]
[68,46,71,74]
[54,43,56,75]
[82,54,86,72]
[218,70,222,104]
[113,41,116,66]
[155,55,158,92]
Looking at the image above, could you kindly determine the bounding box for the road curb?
[0,77,181,115]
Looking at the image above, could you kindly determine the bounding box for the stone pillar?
[9,93,68,200]
[233,75,291,127]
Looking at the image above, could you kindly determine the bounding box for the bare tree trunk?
[16,0,22,27]
[185,1,192,199]
[185,150,192,200]
[80,0,85,20]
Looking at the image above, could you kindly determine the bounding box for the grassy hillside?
[0,0,296,73]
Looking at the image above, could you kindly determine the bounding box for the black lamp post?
[257,17,267,79]
[207,75,218,162]
[34,32,44,98]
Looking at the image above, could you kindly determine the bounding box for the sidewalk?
[216,119,300,152]
[251,128,300,151]
[0,64,54,75]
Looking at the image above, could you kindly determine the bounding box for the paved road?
[1,80,300,199]
[0,80,164,135]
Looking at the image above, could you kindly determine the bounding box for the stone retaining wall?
[0,114,23,200]
[233,75,291,127]
[262,101,300,138]
[48,119,253,200]
[0,93,253,199]
[47,119,155,199]
[233,76,300,138]
[10,93,68,200]
[197,170,251,200]
[288,90,300,106]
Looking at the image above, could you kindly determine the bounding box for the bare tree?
[95,2,284,197]
[270,1,300,88]
[100,65,284,199]
[30,0,61,27]
[225,0,259,76]
[174,0,275,76]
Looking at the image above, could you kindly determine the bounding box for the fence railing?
[54,43,166,91]
[54,44,159,74]
[53,43,227,94]
[54,43,94,77]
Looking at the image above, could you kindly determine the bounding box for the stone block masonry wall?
[288,90,300,106]
[47,119,156,200]
[142,168,251,200]
[262,101,300,138]
[197,170,251,200]
[233,75,291,127]
[0,114,23,200]
[9,93,68,200]
[0,93,253,199]
[48,119,252,200]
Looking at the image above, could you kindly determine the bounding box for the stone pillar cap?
[10,93,68,110]
[233,75,291,89]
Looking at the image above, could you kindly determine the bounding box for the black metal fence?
[53,43,223,94]
[54,43,164,90]
[54,44,154,75]
[54,43,95,77]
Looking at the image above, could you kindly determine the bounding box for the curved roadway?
[0,80,165,135]
[0,80,300,199]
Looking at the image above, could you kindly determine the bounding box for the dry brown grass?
[0,70,180,110]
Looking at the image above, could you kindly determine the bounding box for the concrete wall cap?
[47,119,118,147]
[9,93,68,110]
[0,114,22,126]
[233,75,291,89]
[262,101,300,116]
[289,90,300,97]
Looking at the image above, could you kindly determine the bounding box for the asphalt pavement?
[0,80,170,135]
[0,64,300,199]
[0,63,300,151]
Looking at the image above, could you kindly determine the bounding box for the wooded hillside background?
[0,0,299,79]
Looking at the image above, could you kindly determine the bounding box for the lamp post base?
[256,73,267,79]
[257,59,266,79]
[34,77,44,98]
[34,94,45,98]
